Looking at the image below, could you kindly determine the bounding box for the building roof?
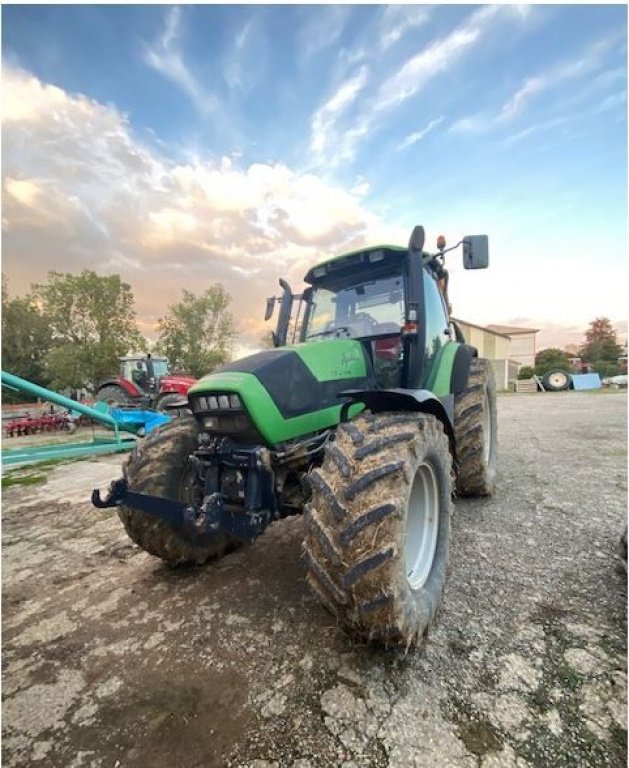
[452,318,510,339]
[486,324,540,336]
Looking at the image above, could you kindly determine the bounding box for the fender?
[338,387,456,458]
[96,377,142,398]
[450,344,478,394]
[159,376,196,395]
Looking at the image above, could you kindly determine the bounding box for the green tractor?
[93,225,497,648]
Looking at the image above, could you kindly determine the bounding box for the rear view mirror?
[463,235,489,269]
[264,297,276,321]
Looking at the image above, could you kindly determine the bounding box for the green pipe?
[1,370,134,435]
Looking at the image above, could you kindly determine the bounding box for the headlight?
[191,391,264,443]
[191,392,245,413]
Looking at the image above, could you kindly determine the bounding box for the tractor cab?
[267,230,489,392]
[119,356,169,394]
[301,248,407,389]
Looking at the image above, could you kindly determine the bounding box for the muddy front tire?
[119,418,242,564]
[454,357,497,496]
[96,384,133,408]
[303,412,453,648]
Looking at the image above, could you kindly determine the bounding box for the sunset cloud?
[1,66,400,346]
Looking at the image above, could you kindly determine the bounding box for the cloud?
[298,6,351,62]
[309,66,369,161]
[372,5,508,115]
[500,35,619,120]
[313,5,529,167]
[223,15,266,93]
[503,89,626,145]
[451,33,624,134]
[142,7,218,116]
[2,66,401,346]
[378,6,430,50]
[397,117,444,150]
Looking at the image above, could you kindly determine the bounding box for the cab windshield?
[304,275,404,341]
[151,360,169,377]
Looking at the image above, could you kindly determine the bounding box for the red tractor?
[94,355,196,412]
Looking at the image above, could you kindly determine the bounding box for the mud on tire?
[303,412,453,648]
[454,357,497,496]
[119,418,242,565]
[96,384,133,408]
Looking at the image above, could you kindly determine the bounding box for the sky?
[2,3,627,355]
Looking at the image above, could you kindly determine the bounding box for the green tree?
[579,317,622,364]
[1,276,53,388]
[590,359,620,379]
[534,348,572,377]
[33,270,146,391]
[156,284,235,377]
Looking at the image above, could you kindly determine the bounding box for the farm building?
[486,324,539,368]
[454,319,539,391]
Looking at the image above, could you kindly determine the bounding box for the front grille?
[191,392,243,412]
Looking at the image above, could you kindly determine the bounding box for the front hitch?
[92,478,269,544]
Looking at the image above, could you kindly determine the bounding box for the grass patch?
[2,473,47,488]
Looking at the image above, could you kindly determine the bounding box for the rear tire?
[96,384,133,408]
[119,418,242,564]
[454,357,497,496]
[303,412,453,648]
[542,369,571,392]
[619,526,627,573]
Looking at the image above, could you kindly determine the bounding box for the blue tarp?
[571,373,602,390]
[110,408,171,434]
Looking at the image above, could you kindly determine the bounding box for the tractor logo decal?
[333,349,362,378]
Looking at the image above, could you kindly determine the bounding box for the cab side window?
[422,270,449,387]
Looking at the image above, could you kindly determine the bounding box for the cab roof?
[303,245,406,286]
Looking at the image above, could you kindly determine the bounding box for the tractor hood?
[188,339,371,445]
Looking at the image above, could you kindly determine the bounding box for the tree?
[534,348,572,377]
[33,270,146,391]
[156,285,235,377]
[580,317,622,364]
[1,276,53,388]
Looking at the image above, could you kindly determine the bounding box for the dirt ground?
[2,391,627,767]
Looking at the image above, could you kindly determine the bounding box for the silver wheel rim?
[405,461,439,590]
[483,389,492,465]
[549,372,568,388]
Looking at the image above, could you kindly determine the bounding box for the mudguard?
[97,377,142,398]
[338,387,456,456]
[450,344,478,394]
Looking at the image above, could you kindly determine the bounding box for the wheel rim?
[549,372,567,388]
[483,389,492,465]
[405,461,439,591]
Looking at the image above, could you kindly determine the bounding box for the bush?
[518,366,535,380]
[534,348,572,378]
[590,359,621,379]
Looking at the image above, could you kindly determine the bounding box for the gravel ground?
[2,390,627,767]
